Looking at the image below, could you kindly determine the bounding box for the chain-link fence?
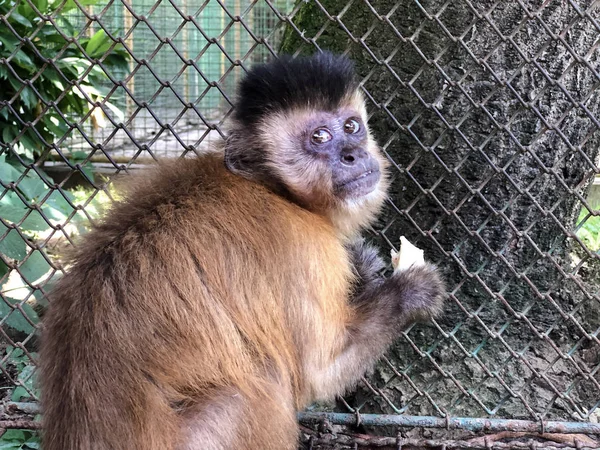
[1,0,599,449]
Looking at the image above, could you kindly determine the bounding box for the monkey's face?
[257,103,388,212]
[303,109,380,199]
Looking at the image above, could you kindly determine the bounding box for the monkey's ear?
[224,138,286,195]
[224,138,261,181]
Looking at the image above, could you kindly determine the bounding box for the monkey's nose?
[340,147,368,166]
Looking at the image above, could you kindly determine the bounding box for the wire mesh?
[0,0,599,449]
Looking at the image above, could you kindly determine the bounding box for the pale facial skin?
[300,108,381,199]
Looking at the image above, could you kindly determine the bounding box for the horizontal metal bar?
[5,403,600,436]
[300,427,600,449]
[1,402,40,416]
[298,412,600,435]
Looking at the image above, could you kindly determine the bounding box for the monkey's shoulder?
[104,155,269,224]
[82,154,335,256]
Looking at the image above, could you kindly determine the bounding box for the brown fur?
[40,84,444,450]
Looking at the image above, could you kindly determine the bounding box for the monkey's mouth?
[337,169,381,197]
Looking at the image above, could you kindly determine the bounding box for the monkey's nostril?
[342,154,356,165]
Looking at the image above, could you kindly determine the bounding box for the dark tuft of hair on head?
[234,52,359,126]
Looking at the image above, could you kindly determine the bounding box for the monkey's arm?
[312,239,444,400]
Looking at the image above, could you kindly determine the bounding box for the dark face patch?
[301,109,381,200]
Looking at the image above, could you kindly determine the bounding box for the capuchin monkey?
[40,52,444,450]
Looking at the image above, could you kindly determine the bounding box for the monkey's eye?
[344,118,360,134]
[312,128,333,144]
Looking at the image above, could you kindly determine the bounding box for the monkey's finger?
[390,249,400,271]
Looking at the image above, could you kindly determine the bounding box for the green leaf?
[41,114,68,138]
[34,0,48,13]
[11,386,29,401]
[0,429,26,443]
[11,363,38,401]
[13,50,36,72]
[85,29,109,57]
[0,297,38,334]
[56,15,76,36]
[41,190,75,218]
[16,172,49,201]
[24,179,51,202]
[7,73,21,92]
[40,204,66,223]
[20,86,37,110]
[78,83,103,97]
[0,441,21,448]
[18,250,51,283]
[56,56,92,78]
[3,346,31,370]
[0,158,24,182]
[0,201,29,225]
[0,261,8,280]
[20,210,51,232]
[24,439,40,449]
[0,223,27,260]
[44,70,66,90]
[7,11,32,28]
[91,39,114,59]
[0,428,40,449]
[70,150,88,160]
[5,346,24,363]
[0,194,50,232]
[103,51,130,72]
[13,142,35,161]
[17,1,35,21]
[0,428,25,437]
[36,24,68,43]
[37,274,60,303]
[0,32,19,53]
[17,132,41,156]
[2,126,15,144]
[87,63,107,79]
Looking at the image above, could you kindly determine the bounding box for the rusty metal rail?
[298,412,600,435]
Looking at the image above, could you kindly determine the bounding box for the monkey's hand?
[386,264,445,324]
[386,238,444,324]
[391,236,425,273]
[348,237,444,324]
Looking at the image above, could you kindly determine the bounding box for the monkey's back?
[39,154,353,449]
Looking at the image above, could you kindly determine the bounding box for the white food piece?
[391,236,426,273]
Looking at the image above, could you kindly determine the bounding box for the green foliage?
[2,346,32,372]
[0,155,112,334]
[0,164,113,449]
[0,429,40,449]
[0,2,124,445]
[1,346,39,401]
[576,208,600,251]
[0,347,40,448]
[0,0,125,332]
[0,0,129,159]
